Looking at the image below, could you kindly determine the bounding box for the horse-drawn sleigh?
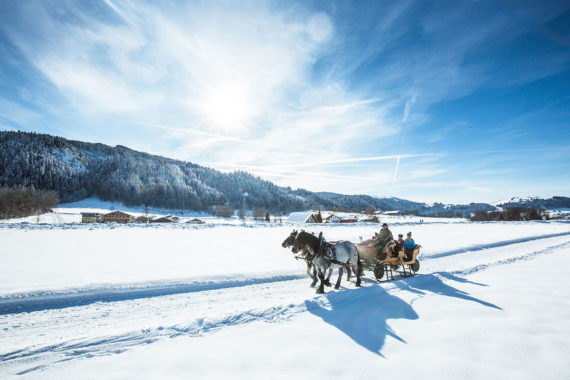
[356,239,421,281]
[282,230,421,293]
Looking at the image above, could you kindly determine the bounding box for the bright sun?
[201,83,254,130]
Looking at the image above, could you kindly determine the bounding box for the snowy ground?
[1,219,569,379]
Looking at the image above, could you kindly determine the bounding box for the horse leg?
[324,268,333,287]
[346,265,351,281]
[356,259,362,287]
[316,269,325,294]
[307,262,317,287]
[334,267,343,289]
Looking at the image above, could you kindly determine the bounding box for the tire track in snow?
[422,231,570,259]
[0,274,307,315]
[452,240,570,276]
[0,303,310,374]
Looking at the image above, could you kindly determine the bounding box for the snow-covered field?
[1,217,569,379]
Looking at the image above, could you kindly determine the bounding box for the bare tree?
[213,205,233,218]
[253,207,267,221]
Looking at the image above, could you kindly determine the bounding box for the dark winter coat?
[373,228,393,248]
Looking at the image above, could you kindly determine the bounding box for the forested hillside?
[495,196,570,210]
[2,132,565,215]
[0,132,424,213]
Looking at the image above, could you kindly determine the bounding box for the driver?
[372,223,394,258]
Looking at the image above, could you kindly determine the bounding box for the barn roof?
[104,211,133,218]
[81,212,101,217]
[286,211,315,223]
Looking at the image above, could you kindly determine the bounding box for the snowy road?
[1,222,569,378]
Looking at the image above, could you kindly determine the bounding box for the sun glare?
[201,83,255,130]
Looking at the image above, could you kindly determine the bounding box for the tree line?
[0,132,428,213]
[0,186,58,219]
[2,131,562,217]
[470,206,545,221]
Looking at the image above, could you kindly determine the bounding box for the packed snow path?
[1,222,569,378]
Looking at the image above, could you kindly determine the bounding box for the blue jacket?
[403,238,415,249]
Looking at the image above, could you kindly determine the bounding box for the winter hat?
[407,232,412,236]
[398,234,403,238]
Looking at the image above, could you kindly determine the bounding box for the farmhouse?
[287,211,322,224]
[325,214,341,223]
[187,218,205,224]
[134,215,152,223]
[152,215,179,223]
[102,211,134,223]
[81,213,101,223]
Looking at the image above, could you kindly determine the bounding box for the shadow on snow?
[305,272,501,356]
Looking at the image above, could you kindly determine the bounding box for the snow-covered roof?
[286,211,315,223]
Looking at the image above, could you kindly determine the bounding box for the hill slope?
[0,132,425,213]
[2,132,565,215]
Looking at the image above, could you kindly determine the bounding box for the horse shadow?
[304,286,418,357]
[305,272,501,356]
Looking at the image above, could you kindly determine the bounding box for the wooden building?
[102,211,134,223]
[187,218,205,224]
[135,215,152,223]
[325,214,341,223]
[152,215,179,223]
[81,212,102,223]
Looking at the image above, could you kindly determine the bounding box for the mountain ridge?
[1,131,568,215]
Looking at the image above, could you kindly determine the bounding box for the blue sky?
[0,0,569,203]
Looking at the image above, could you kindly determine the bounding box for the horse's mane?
[297,230,320,252]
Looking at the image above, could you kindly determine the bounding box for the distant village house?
[152,215,179,223]
[187,218,205,224]
[325,214,341,223]
[102,211,134,223]
[286,211,322,224]
[81,212,101,223]
[135,215,153,223]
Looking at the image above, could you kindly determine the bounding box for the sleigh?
[356,239,421,281]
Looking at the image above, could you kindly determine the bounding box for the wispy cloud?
[1,0,568,202]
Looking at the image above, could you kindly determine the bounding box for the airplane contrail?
[392,155,400,183]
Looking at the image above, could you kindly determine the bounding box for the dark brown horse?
[292,230,362,294]
[281,230,332,287]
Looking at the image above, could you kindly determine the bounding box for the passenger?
[396,233,404,250]
[403,232,415,261]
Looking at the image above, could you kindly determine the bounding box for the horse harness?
[318,240,348,266]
